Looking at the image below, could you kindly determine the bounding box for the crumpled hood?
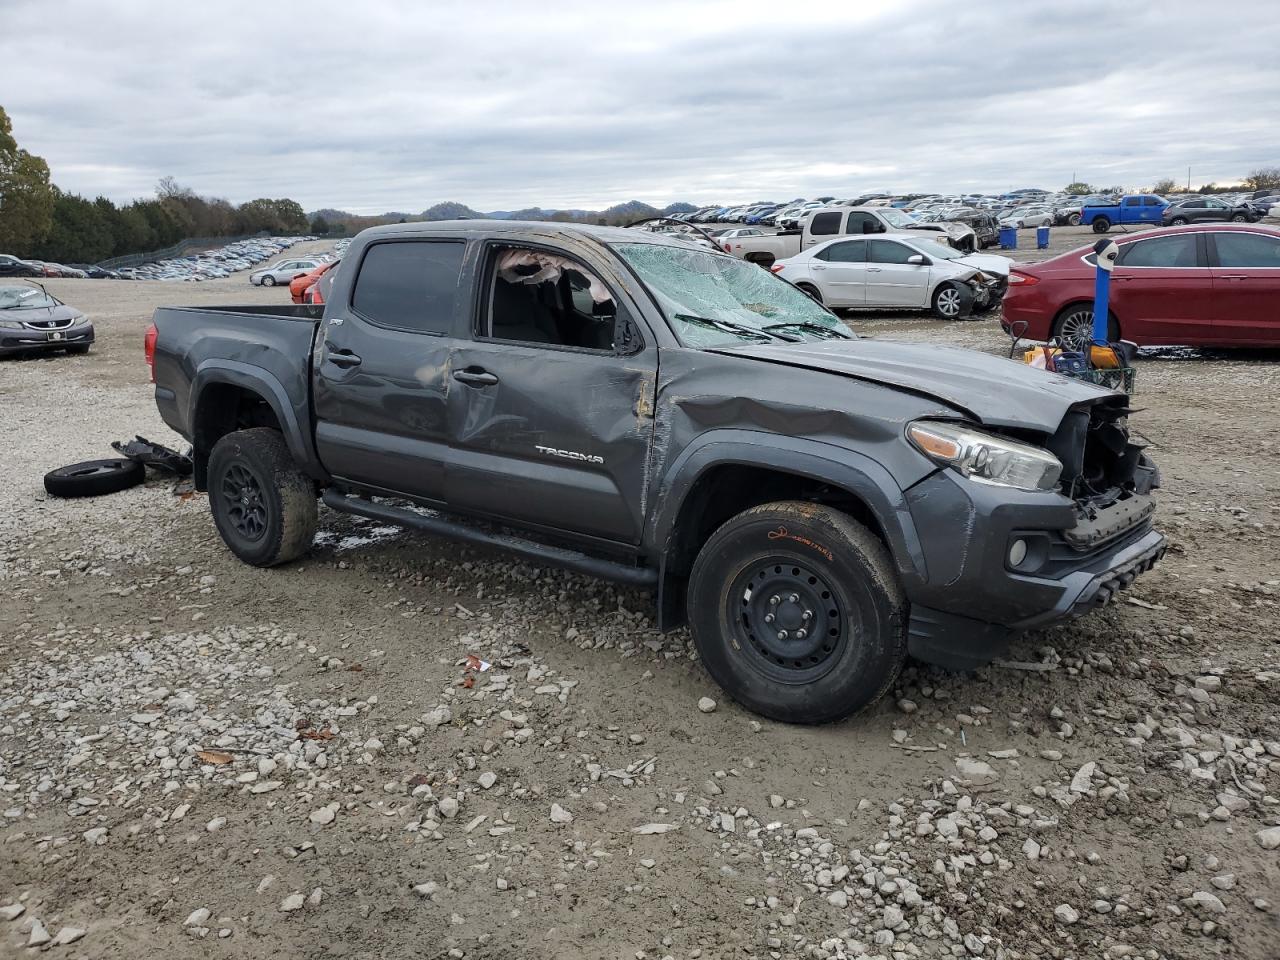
[952,253,1012,276]
[709,338,1115,432]
[906,221,972,240]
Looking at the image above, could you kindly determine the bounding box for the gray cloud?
[2,0,1277,212]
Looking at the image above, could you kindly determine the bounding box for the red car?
[289,261,335,304]
[1002,224,1280,349]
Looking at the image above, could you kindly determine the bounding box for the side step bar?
[320,490,658,589]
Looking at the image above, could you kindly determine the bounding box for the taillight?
[144,323,157,383]
[770,264,785,273]
[1007,271,1039,286]
[723,243,732,252]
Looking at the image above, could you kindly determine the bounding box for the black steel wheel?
[208,428,317,567]
[219,462,269,542]
[687,500,906,724]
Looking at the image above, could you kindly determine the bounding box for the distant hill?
[309,200,703,231]
[421,201,487,221]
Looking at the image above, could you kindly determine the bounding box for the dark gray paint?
[151,220,1163,666]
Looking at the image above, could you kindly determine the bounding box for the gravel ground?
[2,236,1278,960]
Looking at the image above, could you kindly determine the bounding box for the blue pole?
[1092,264,1110,346]
[1090,238,1119,350]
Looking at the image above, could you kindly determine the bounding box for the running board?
[320,490,657,589]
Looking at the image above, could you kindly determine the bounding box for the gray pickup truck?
[148,220,1164,724]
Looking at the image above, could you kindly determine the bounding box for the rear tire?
[1169,216,1188,226]
[687,500,906,724]
[1053,303,1117,351]
[795,282,823,305]
[208,428,316,567]
[1230,214,1248,223]
[1091,217,1111,233]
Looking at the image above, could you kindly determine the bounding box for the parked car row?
[121,236,318,282]
[0,254,124,280]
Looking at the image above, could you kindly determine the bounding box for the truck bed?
[151,303,324,454]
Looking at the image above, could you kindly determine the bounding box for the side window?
[809,212,841,236]
[845,212,878,234]
[351,240,465,334]
[486,246,617,351]
[1143,196,1161,206]
[816,239,865,263]
[1118,234,1199,268]
[868,240,915,264]
[1213,232,1280,268]
[1123,197,1140,207]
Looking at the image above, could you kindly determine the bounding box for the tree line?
[0,106,311,264]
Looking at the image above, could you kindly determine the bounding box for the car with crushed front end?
[147,220,1165,724]
[0,281,95,357]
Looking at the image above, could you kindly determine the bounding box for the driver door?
[865,239,930,307]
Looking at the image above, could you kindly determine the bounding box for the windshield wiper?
[760,321,853,340]
[672,313,797,342]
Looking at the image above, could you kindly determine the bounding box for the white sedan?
[998,205,1053,229]
[770,234,1012,320]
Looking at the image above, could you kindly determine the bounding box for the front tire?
[261,275,276,287]
[1169,216,1188,226]
[931,282,965,320]
[208,428,317,567]
[1068,213,1081,226]
[687,500,906,724]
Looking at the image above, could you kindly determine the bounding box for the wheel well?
[657,464,888,629]
[192,383,282,490]
[744,252,776,267]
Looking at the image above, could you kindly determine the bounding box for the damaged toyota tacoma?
[147,221,1164,724]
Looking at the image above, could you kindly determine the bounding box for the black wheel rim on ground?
[728,557,852,684]
[1058,308,1095,351]
[220,462,269,541]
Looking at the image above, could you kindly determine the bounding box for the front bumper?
[901,470,1165,669]
[0,325,95,356]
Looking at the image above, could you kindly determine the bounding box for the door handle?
[1219,275,1248,280]
[324,345,362,368]
[866,267,882,272]
[453,369,499,386]
[810,264,827,270]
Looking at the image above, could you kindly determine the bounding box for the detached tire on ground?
[207,428,317,567]
[44,458,145,498]
[687,500,906,724]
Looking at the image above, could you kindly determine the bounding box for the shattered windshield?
[0,284,57,309]
[880,209,917,228]
[614,242,850,347]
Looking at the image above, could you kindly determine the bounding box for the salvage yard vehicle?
[250,257,324,287]
[1080,194,1167,233]
[726,207,978,267]
[770,234,1011,319]
[148,220,1165,724]
[1162,196,1260,226]
[0,281,94,357]
[1001,224,1280,349]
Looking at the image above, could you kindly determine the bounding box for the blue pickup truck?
[1080,194,1168,233]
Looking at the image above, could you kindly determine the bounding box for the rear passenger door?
[312,238,466,502]
[444,241,657,545]
[808,239,867,307]
[1110,233,1213,344]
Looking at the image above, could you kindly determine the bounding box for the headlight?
[0,319,23,329]
[907,420,1062,492]
[70,315,88,325]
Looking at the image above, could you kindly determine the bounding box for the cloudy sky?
[2,0,1277,213]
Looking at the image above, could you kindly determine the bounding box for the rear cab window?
[350,240,465,334]
[808,212,842,236]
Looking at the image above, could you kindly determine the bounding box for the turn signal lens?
[907,426,962,460]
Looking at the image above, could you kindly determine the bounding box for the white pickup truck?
[722,206,977,266]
